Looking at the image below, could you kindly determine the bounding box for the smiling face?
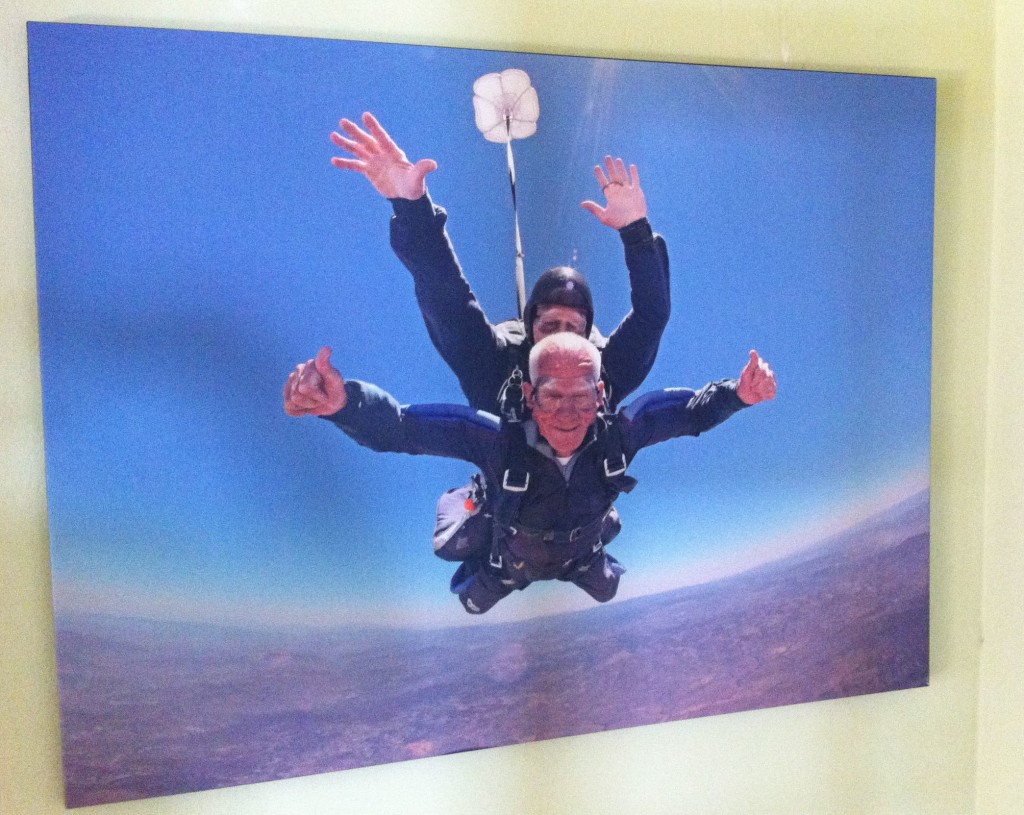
[524,334,604,457]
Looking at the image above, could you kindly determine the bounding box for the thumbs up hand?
[283,347,348,417]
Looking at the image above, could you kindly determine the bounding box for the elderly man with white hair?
[284,333,777,614]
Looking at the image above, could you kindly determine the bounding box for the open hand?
[581,156,648,229]
[330,112,437,200]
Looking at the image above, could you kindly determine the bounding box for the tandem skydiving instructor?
[329,112,671,416]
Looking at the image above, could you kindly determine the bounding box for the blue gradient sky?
[28,23,935,626]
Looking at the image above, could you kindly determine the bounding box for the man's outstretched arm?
[621,350,778,454]
[283,347,500,463]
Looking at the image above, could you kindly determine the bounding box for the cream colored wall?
[1,1,1010,813]
[975,0,1024,813]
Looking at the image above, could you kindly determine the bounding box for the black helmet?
[524,266,594,341]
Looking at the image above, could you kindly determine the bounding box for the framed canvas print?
[27,22,934,807]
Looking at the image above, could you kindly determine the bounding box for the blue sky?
[28,23,935,626]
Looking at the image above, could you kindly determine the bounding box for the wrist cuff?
[619,217,654,245]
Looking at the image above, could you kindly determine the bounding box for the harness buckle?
[489,552,503,570]
[502,469,530,493]
[604,454,627,478]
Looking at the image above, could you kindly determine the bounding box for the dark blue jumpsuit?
[388,193,671,413]
[325,378,748,613]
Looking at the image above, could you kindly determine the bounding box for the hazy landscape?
[55,490,929,807]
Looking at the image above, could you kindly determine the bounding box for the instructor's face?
[532,305,588,343]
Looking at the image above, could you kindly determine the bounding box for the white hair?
[528,332,601,384]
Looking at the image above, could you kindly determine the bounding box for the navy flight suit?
[325,377,748,613]
[388,193,671,413]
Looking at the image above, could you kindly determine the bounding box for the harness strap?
[495,421,530,527]
[497,366,527,423]
[500,507,616,581]
[599,364,614,412]
[508,507,610,546]
[596,413,635,489]
[482,411,636,583]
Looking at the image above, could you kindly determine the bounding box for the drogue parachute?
[472,68,540,143]
[472,69,539,318]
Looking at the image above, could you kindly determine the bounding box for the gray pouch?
[433,474,490,562]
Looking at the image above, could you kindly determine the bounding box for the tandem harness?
[433,410,638,592]
[486,418,636,581]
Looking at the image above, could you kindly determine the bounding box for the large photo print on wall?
[28,22,935,807]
